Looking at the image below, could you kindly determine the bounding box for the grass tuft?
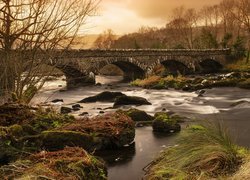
[146,121,246,179]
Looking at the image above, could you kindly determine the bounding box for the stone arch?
[111,61,145,81]
[99,64,124,76]
[199,59,223,73]
[55,64,95,88]
[161,60,191,76]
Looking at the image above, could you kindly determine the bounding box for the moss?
[8,124,24,137]
[152,114,181,133]
[40,130,100,151]
[30,108,75,132]
[0,147,107,179]
[123,108,153,122]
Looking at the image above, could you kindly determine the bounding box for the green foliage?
[32,108,75,132]
[199,29,218,49]
[232,36,246,58]
[154,114,177,126]
[221,33,233,48]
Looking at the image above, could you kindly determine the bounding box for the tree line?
[94,0,250,60]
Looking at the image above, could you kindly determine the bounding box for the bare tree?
[167,6,198,49]
[93,29,116,49]
[0,0,99,103]
[233,0,250,61]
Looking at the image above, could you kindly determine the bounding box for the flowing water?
[32,75,250,180]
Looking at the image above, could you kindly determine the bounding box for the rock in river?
[152,113,181,133]
[123,108,153,122]
[78,91,125,103]
[113,95,151,107]
[60,107,72,114]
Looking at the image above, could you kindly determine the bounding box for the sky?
[82,0,219,35]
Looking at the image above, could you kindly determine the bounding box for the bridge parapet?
[50,48,231,58]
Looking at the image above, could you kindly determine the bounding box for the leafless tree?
[0,0,99,103]
[233,0,250,61]
[93,29,116,49]
[167,6,198,49]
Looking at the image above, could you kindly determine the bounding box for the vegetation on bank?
[225,59,250,72]
[131,71,250,91]
[145,122,250,179]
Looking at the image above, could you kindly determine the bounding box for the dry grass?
[0,147,107,179]
[131,76,161,87]
[146,122,246,179]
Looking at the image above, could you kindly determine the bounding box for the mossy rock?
[78,91,125,103]
[31,110,75,132]
[61,112,135,149]
[0,103,35,126]
[124,108,153,122]
[212,78,239,87]
[152,114,181,133]
[39,130,102,152]
[238,78,250,89]
[0,147,107,179]
[114,95,151,107]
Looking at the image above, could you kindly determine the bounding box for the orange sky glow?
[81,0,219,35]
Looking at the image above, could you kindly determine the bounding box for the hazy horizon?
[81,0,219,35]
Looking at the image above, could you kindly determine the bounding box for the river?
[31,75,250,180]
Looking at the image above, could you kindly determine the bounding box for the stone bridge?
[48,48,231,88]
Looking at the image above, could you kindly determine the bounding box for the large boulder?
[0,147,107,180]
[152,113,181,133]
[78,91,125,103]
[61,112,135,149]
[114,95,151,107]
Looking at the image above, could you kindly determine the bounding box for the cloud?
[127,0,219,19]
[84,0,220,34]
